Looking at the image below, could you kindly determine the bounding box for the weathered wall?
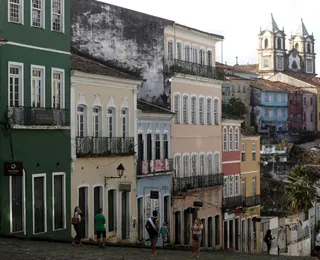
[71,0,173,109]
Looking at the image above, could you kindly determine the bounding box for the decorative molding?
[93,93,102,107]
[77,92,88,106]
[107,96,116,108]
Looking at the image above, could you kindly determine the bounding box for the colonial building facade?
[0,0,71,239]
[136,100,174,244]
[70,53,141,242]
[165,23,224,248]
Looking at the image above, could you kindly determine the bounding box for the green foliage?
[222,97,246,119]
[285,164,317,214]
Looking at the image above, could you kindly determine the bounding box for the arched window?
[214,99,219,125]
[77,105,87,137]
[207,153,213,175]
[185,45,191,62]
[229,127,233,150]
[199,97,204,125]
[191,96,197,124]
[307,43,311,53]
[192,47,198,63]
[183,155,189,177]
[277,38,281,49]
[174,94,181,124]
[292,60,298,70]
[92,106,102,137]
[207,98,212,125]
[120,108,129,137]
[235,127,239,150]
[207,51,212,66]
[199,154,205,175]
[214,153,220,173]
[174,155,181,177]
[264,38,268,49]
[168,41,173,60]
[295,43,299,51]
[107,107,116,137]
[223,127,227,151]
[182,95,189,124]
[191,154,197,176]
[199,49,205,65]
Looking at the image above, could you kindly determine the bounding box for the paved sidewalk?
[0,237,315,259]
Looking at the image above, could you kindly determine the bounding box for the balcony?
[8,106,69,127]
[137,159,174,176]
[173,173,223,195]
[222,195,244,210]
[76,137,134,157]
[244,195,261,207]
[164,59,224,80]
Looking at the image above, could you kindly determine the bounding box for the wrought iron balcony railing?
[8,106,69,126]
[173,173,223,195]
[164,59,224,80]
[244,195,261,208]
[222,195,244,210]
[76,137,134,157]
[137,159,174,176]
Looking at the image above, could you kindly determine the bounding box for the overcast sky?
[101,0,319,73]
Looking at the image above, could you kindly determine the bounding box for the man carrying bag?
[145,210,160,257]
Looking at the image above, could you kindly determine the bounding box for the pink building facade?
[164,23,224,248]
[221,119,243,252]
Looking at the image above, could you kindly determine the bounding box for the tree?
[285,165,317,214]
[222,97,246,119]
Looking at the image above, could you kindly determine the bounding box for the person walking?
[316,230,320,259]
[145,210,160,257]
[95,208,107,248]
[264,229,274,255]
[159,222,169,247]
[72,206,83,246]
[191,218,203,258]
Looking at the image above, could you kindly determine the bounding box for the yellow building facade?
[70,54,141,243]
[240,134,261,253]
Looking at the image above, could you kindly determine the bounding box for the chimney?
[236,56,238,65]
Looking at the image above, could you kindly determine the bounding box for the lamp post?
[104,163,125,187]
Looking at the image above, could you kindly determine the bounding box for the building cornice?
[138,112,174,121]
[71,70,142,90]
[172,74,223,88]
[222,119,243,125]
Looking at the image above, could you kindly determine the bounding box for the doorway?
[164,196,170,242]
[11,175,24,233]
[174,211,181,244]
[208,217,213,247]
[78,187,88,238]
[183,209,190,245]
[201,218,205,248]
[121,192,130,240]
[93,186,103,215]
[137,197,143,241]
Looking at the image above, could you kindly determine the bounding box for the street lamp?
[104,163,125,187]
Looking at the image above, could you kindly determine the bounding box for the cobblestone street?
[0,238,315,260]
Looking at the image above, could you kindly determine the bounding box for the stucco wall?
[71,0,173,109]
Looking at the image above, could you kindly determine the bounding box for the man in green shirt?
[94,208,106,248]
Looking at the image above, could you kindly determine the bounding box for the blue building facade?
[136,100,174,244]
[251,82,288,133]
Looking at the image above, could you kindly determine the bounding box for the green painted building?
[0,0,71,239]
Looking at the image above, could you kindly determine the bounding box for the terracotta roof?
[280,72,320,88]
[71,53,141,81]
[137,99,174,114]
[216,62,233,70]
[250,79,308,93]
[225,75,249,81]
[233,64,258,74]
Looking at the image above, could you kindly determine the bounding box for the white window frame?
[52,172,66,231]
[199,153,205,175]
[207,50,212,66]
[191,95,197,124]
[174,154,182,178]
[183,154,189,177]
[192,46,198,63]
[235,127,239,151]
[252,143,256,161]
[8,62,24,107]
[32,173,47,235]
[182,94,189,124]
[199,48,206,65]
[229,175,234,196]
[191,153,197,176]
[51,0,65,33]
[214,152,220,173]
[176,42,182,60]
[92,106,102,137]
[207,152,213,175]
[252,176,256,195]
[223,176,229,197]
[199,97,205,125]
[214,98,219,125]
[154,133,161,160]
[173,93,181,124]
[8,0,24,24]
[31,0,45,28]
[306,59,313,73]
[120,108,129,138]
[277,55,283,70]
[206,97,212,125]
[223,127,228,151]
[51,68,65,109]
[235,175,239,196]
[185,45,191,62]
[107,107,116,138]
[31,65,46,108]
[77,105,87,137]
[229,127,233,151]
[168,41,173,60]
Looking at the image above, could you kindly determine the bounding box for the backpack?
[145,217,157,237]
